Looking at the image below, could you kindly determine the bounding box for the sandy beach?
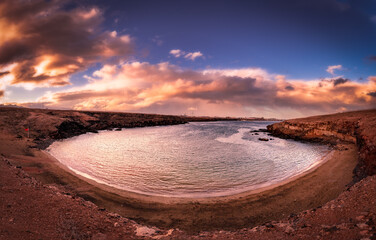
[2,130,357,232]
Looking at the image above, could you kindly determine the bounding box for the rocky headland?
[0,107,239,148]
[267,109,376,182]
[0,107,375,239]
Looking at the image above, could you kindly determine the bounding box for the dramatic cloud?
[169,49,204,61]
[19,62,376,118]
[326,65,343,75]
[0,0,133,89]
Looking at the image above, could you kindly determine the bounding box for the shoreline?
[42,145,335,203]
[32,140,357,232]
[1,107,375,238]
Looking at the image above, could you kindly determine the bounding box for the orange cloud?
[18,62,375,118]
[0,0,133,89]
[0,82,3,97]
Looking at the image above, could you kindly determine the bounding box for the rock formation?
[267,109,376,182]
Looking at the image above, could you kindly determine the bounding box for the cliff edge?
[267,109,376,181]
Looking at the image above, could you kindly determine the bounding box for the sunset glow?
[0,0,375,118]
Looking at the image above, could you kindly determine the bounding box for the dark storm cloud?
[367,91,376,97]
[0,40,34,65]
[0,0,133,86]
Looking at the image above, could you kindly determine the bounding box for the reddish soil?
[0,107,375,239]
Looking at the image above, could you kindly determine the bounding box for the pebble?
[357,223,369,229]
[107,212,120,218]
[336,223,348,230]
[135,225,157,237]
[265,223,274,228]
[92,233,107,240]
[275,223,288,229]
[356,215,365,221]
[284,226,294,234]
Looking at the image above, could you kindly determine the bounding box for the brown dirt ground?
[0,107,375,239]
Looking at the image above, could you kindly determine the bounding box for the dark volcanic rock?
[250,128,268,133]
[53,121,88,139]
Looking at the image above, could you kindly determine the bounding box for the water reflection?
[48,121,328,197]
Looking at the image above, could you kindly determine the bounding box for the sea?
[47,121,329,198]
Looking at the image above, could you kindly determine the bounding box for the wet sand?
[3,133,358,232]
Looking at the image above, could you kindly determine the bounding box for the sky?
[0,0,375,118]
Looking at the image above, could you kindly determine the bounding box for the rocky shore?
[1,107,375,239]
[267,109,376,182]
[0,107,239,149]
